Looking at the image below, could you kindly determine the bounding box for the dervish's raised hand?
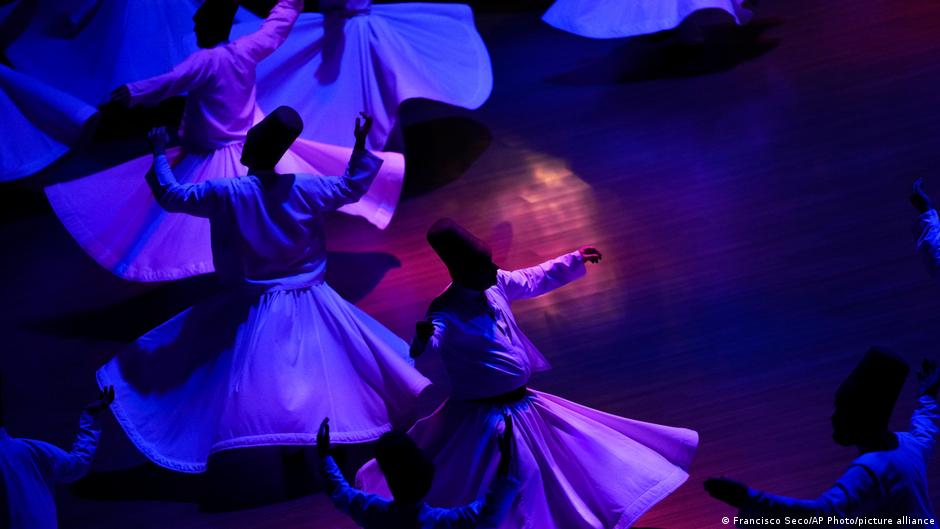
[317,417,331,458]
[704,477,750,508]
[579,246,603,264]
[84,386,115,415]
[148,127,170,155]
[410,320,435,359]
[497,411,515,478]
[354,112,373,150]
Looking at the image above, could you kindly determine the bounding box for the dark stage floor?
[3,0,940,527]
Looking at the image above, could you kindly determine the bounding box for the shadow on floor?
[23,274,222,342]
[0,180,49,224]
[399,104,493,197]
[73,444,380,513]
[548,18,782,85]
[326,251,402,303]
[26,251,399,341]
[72,447,320,512]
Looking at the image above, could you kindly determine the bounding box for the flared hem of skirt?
[542,5,750,40]
[98,368,399,473]
[45,181,216,283]
[612,465,689,529]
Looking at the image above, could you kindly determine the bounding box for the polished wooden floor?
[3,0,940,527]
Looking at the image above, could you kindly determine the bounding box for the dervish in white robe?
[357,219,699,529]
[44,0,405,282]
[98,110,429,473]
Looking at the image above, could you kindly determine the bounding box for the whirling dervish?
[98,109,430,473]
[356,219,699,529]
[542,0,753,40]
[43,0,405,282]
[230,0,493,151]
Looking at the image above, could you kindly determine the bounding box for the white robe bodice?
[424,252,586,400]
[146,148,383,287]
[127,0,302,150]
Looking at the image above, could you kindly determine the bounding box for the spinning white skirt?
[543,0,753,39]
[231,1,493,151]
[0,65,97,181]
[45,136,404,282]
[5,0,258,104]
[357,390,698,529]
[99,281,432,473]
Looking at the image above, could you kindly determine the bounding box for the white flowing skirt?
[6,0,258,104]
[543,0,752,39]
[0,65,97,181]
[356,390,698,529]
[45,140,404,282]
[99,282,432,473]
[231,3,493,151]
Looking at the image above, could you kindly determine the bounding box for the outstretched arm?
[498,247,601,301]
[120,50,214,107]
[144,127,216,216]
[440,477,520,529]
[705,471,882,523]
[299,113,383,211]
[235,0,303,63]
[439,413,520,528]
[30,386,114,484]
[317,419,389,526]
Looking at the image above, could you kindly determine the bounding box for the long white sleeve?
[234,0,303,64]
[498,251,586,302]
[435,476,520,529]
[298,149,383,211]
[145,153,217,216]
[28,411,101,484]
[127,50,215,106]
[740,464,881,523]
[321,455,391,527]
